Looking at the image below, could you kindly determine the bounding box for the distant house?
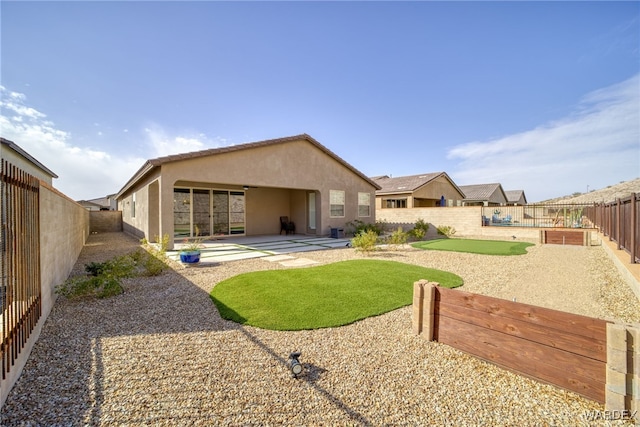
[0,137,58,184]
[115,134,380,248]
[505,190,527,205]
[460,183,508,206]
[77,194,118,211]
[372,172,466,209]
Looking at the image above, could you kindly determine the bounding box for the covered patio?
[168,234,352,264]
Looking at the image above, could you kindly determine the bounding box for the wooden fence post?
[412,280,437,340]
[412,280,425,335]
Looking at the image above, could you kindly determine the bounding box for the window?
[132,193,136,218]
[385,198,407,209]
[330,190,345,217]
[358,192,370,217]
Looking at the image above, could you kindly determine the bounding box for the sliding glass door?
[174,188,245,238]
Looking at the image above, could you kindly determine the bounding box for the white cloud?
[143,124,226,158]
[447,74,640,202]
[0,87,144,200]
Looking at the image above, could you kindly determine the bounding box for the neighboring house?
[115,134,380,248]
[77,200,105,211]
[0,137,58,184]
[505,190,527,205]
[77,194,118,211]
[460,183,508,206]
[372,172,466,209]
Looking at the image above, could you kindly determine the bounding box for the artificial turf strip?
[210,259,463,331]
[411,238,534,256]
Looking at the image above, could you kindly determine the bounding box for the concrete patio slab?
[279,258,320,267]
[167,235,351,265]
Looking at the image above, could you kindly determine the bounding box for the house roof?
[117,134,380,198]
[82,196,112,207]
[0,137,58,178]
[504,190,527,204]
[77,200,105,209]
[459,183,507,202]
[373,172,463,196]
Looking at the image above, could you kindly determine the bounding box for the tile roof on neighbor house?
[373,172,460,195]
[459,183,506,201]
[0,137,58,178]
[117,134,381,198]
[505,190,527,203]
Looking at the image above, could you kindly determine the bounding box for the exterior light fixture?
[288,351,303,378]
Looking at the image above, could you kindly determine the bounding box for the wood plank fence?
[413,281,609,403]
[585,193,639,263]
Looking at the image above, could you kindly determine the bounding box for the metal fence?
[481,204,595,229]
[0,159,41,380]
[584,193,639,264]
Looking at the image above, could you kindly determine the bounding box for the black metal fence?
[0,159,41,380]
[480,195,639,264]
[481,204,595,229]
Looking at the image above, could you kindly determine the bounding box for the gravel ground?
[2,232,639,426]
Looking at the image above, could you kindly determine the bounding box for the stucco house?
[115,134,380,248]
[505,190,528,205]
[1,137,58,184]
[372,172,465,209]
[77,194,118,211]
[460,183,508,206]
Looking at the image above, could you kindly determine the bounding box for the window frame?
[330,190,345,218]
[358,192,371,217]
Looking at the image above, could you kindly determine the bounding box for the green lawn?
[210,259,463,331]
[411,238,534,255]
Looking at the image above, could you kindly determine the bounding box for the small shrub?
[85,261,107,277]
[140,234,169,276]
[410,218,429,240]
[410,228,426,240]
[56,236,170,299]
[437,225,457,237]
[387,227,408,249]
[346,219,385,237]
[350,230,379,253]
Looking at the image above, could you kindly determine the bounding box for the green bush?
[57,235,170,299]
[437,225,457,237]
[387,227,408,249]
[350,230,379,253]
[346,219,386,236]
[410,228,425,240]
[410,218,430,241]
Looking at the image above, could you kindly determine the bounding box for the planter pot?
[179,250,201,265]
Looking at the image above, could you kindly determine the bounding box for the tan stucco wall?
[90,211,123,233]
[119,138,377,247]
[376,206,540,241]
[119,174,159,240]
[1,183,89,408]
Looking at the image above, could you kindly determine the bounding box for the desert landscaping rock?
[2,232,639,426]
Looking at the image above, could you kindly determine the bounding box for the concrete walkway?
[168,234,351,265]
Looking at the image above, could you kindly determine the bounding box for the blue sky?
[1,1,638,202]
